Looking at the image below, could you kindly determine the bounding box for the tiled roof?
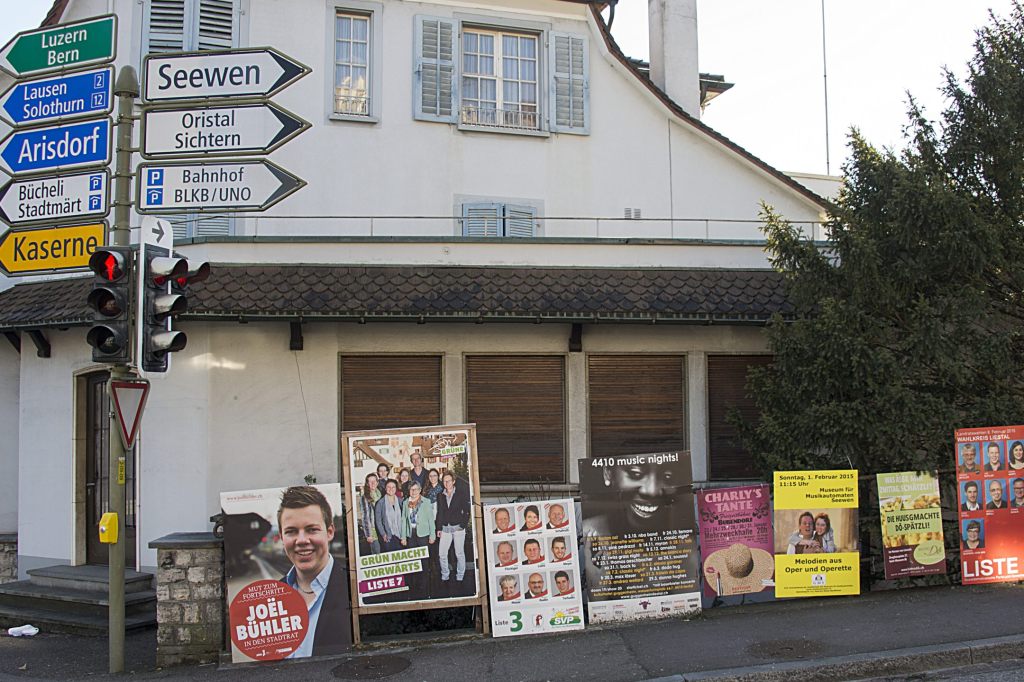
[0,265,792,331]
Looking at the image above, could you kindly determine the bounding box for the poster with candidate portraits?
[956,425,1024,585]
[220,483,352,663]
[341,425,485,624]
[578,452,700,623]
[484,499,584,637]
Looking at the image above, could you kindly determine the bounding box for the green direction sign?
[0,15,116,78]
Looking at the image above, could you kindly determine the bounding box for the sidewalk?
[1,583,1023,681]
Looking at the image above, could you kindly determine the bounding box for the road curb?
[644,633,1024,681]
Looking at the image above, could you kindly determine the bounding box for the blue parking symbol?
[89,174,103,191]
[147,188,164,206]
[147,169,164,186]
[88,194,101,211]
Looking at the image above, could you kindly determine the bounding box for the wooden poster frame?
[340,424,490,644]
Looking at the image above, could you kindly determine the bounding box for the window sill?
[329,113,379,124]
[457,123,549,138]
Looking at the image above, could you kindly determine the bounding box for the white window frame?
[326,1,383,123]
[460,27,540,132]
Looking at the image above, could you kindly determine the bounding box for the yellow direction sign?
[0,222,105,275]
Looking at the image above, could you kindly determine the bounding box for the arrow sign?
[0,169,109,227]
[0,15,116,78]
[143,47,310,103]
[111,379,150,450]
[136,160,305,213]
[0,118,112,177]
[0,67,113,128]
[141,215,173,251]
[0,221,105,276]
[141,102,310,159]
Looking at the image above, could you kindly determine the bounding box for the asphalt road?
[2,584,1024,681]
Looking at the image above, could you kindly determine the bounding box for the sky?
[1,0,1016,176]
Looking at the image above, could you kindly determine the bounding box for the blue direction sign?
[0,67,113,127]
[0,118,112,176]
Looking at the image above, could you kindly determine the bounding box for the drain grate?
[332,655,412,679]
[745,638,825,661]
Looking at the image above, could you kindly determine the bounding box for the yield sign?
[111,379,150,450]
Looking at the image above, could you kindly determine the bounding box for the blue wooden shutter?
[549,33,589,134]
[414,16,457,123]
[462,203,502,237]
[505,205,536,238]
[196,0,235,50]
[143,0,188,53]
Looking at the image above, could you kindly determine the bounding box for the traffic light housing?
[86,246,134,364]
[140,252,188,373]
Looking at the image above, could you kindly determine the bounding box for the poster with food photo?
[220,483,352,663]
[697,484,774,598]
[484,499,584,637]
[877,471,945,580]
[579,452,700,623]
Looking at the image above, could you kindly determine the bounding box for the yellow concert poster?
[773,470,860,598]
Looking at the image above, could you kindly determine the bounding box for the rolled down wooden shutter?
[707,355,772,480]
[466,356,565,483]
[588,355,686,459]
[340,356,442,431]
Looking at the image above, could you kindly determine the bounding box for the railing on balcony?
[460,106,540,131]
[216,214,829,243]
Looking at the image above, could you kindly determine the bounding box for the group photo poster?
[773,470,860,598]
[341,424,486,625]
[484,499,585,637]
[697,484,774,599]
[220,483,352,663]
[578,451,701,623]
[877,471,946,580]
[955,425,1024,584]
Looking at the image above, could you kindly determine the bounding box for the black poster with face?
[578,452,700,623]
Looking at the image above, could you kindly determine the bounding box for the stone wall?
[0,534,16,584]
[149,533,224,667]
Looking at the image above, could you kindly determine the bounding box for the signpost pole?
[107,65,138,675]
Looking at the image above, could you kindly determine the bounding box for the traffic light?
[86,246,134,364]
[140,251,188,373]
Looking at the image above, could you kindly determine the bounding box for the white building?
[0,0,828,575]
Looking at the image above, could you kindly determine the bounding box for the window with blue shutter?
[143,0,238,238]
[462,203,537,237]
[413,16,589,135]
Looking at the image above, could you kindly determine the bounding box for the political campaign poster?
[579,452,700,623]
[773,470,860,598]
[877,471,946,580]
[220,483,352,663]
[484,499,585,637]
[956,425,1024,585]
[341,425,484,621]
[697,484,774,598]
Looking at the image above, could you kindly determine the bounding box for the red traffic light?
[148,256,188,286]
[88,249,129,282]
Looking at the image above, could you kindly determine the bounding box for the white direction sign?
[0,169,108,226]
[141,102,309,159]
[136,160,305,213]
[141,215,173,251]
[110,378,150,450]
[143,47,310,102]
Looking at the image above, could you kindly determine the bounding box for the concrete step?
[0,602,155,636]
[26,564,153,594]
[0,580,156,617]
